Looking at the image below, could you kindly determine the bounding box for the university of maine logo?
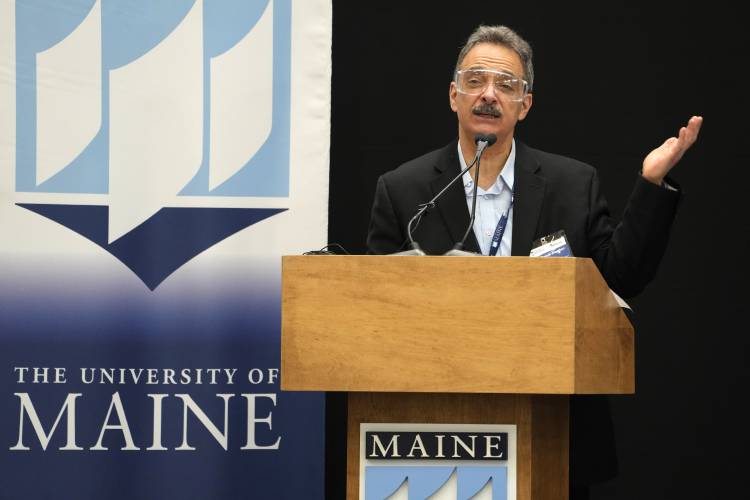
[360,423,517,500]
[13,0,290,289]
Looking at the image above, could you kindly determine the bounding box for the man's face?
[449,43,533,144]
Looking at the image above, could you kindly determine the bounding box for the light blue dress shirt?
[457,140,515,256]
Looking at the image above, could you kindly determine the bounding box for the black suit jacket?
[367,140,681,299]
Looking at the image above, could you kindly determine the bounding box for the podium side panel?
[574,259,635,393]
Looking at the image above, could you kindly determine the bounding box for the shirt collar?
[457,139,516,196]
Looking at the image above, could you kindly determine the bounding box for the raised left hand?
[642,116,703,185]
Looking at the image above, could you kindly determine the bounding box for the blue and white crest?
[365,466,508,500]
[14,0,290,289]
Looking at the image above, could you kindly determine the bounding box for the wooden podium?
[281,256,633,499]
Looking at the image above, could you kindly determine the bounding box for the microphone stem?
[459,153,481,247]
[453,140,488,251]
[406,150,482,249]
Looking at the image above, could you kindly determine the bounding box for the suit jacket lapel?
[429,143,481,253]
[511,142,545,256]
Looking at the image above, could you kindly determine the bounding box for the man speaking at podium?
[366,25,701,498]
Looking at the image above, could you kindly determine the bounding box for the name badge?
[529,230,573,257]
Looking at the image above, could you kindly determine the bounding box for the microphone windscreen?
[474,133,497,146]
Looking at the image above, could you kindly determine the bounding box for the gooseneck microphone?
[445,133,497,255]
[396,134,497,255]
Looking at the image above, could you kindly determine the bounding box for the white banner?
[1,1,331,498]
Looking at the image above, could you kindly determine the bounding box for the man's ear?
[517,93,533,121]
[449,81,458,112]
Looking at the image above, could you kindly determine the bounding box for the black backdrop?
[326,1,748,498]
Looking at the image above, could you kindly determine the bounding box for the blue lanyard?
[488,196,513,257]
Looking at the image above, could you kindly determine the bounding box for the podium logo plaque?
[360,423,517,500]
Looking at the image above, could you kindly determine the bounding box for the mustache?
[472,103,502,117]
